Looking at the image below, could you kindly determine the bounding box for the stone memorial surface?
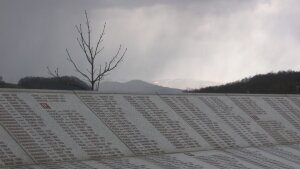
[230,95,300,144]
[263,96,300,137]
[160,95,276,149]
[198,96,276,146]
[143,153,212,169]
[1,89,300,168]
[101,157,163,169]
[4,144,300,169]
[0,125,33,167]
[223,147,300,169]
[121,95,203,151]
[77,94,165,155]
[189,150,261,169]
[78,93,207,154]
[0,90,131,167]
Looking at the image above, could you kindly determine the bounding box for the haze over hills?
[151,79,220,90]
[98,80,182,93]
[2,71,300,95]
[1,77,211,93]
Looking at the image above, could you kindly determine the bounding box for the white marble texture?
[1,89,300,168]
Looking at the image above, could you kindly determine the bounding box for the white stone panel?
[228,94,300,144]
[0,125,33,167]
[77,93,208,154]
[0,90,132,166]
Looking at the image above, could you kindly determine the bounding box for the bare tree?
[50,11,126,90]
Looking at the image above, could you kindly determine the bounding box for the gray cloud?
[0,0,300,84]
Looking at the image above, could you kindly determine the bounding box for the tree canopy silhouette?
[187,71,300,94]
[18,76,90,90]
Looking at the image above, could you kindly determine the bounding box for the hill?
[151,78,219,90]
[98,80,182,93]
[0,81,20,88]
[17,76,90,90]
[1,77,182,93]
[188,71,300,94]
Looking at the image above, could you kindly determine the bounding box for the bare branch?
[66,49,92,83]
[84,10,95,61]
[108,45,127,70]
[47,67,60,77]
[95,46,104,56]
[94,22,106,57]
[95,68,105,91]
[76,38,92,64]
[94,46,127,82]
[76,24,92,64]
[76,24,91,53]
[85,10,91,48]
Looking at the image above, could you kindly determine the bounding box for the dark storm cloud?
[0,0,300,85]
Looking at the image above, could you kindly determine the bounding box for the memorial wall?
[1,89,300,168]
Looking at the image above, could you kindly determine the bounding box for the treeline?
[0,76,90,90]
[0,81,19,88]
[188,71,300,94]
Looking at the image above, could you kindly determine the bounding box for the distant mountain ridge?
[99,80,182,93]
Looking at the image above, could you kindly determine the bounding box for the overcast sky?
[1,0,300,84]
